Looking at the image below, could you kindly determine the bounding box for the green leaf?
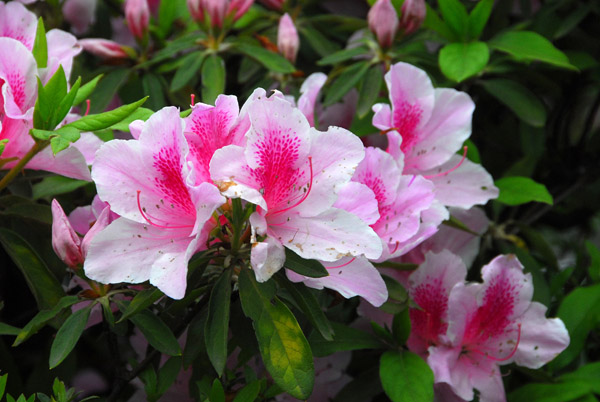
[586,241,600,283]
[202,54,226,105]
[317,46,369,66]
[550,284,600,370]
[232,381,261,402]
[50,127,81,155]
[2,202,52,225]
[209,379,226,402]
[129,310,182,356]
[118,288,163,323]
[438,0,468,40]
[170,51,206,92]
[299,25,341,58]
[0,322,20,336]
[489,31,576,70]
[142,74,166,111]
[34,66,68,130]
[508,382,593,402]
[275,274,334,341]
[0,138,8,157]
[32,176,89,200]
[284,248,328,278]
[439,42,489,83]
[308,322,384,357]
[238,269,314,400]
[88,69,129,113]
[53,77,81,128]
[467,0,494,39]
[357,65,383,118]
[559,362,600,394]
[495,176,553,206]
[323,61,370,106]
[204,268,233,376]
[13,296,80,346]
[107,107,154,132]
[236,43,295,74]
[0,228,65,310]
[32,18,48,69]
[379,350,434,402]
[156,357,182,396]
[183,309,208,368]
[480,79,546,127]
[73,74,103,106]
[392,308,411,345]
[49,304,92,369]
[0,374,7,400]
[423,4,456,41]
[64,97,148,132]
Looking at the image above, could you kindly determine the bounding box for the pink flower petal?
[250,236,286,282]
[0,37,37,118]
[333,182,380,226]
[51,199,83,267]
[297,72,326,127]
[0,1,37,49]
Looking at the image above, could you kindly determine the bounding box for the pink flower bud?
[400,0,425,34]
[79,39,130,59]
[203,0,228,27]
[186,0,204,23]
[125,0,150,40]
[227,0,254,21]
[259,0,284,10]
[277,13,299,64]
[368,0,399,48]
[51,199,84,269]
[62,0,97,35]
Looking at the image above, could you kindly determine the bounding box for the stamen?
[136,190,193,229]
[380,127,400,135]
[407,175,417,187]
[326,257,356,269]
[84,99,91,116]
[268,156,313,216]
[470,323,522,362]
[424,146,468,180]
[190,94,195,107]
[390,241,400,254]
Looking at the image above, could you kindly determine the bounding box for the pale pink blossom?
[125,0,150,39]
[85,107,225,299]
[210,89,382,282]
[400,0,426,34]
[62,0,98,35]
[368,0,399,48]
[373,62,498,209]
[79,38,130,59]
[277,13,299,64]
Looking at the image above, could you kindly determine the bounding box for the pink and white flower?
[84,107,225,299]
[210,89,382,282]
[372,62,498,209]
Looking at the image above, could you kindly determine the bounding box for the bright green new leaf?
[32,18,47,69]
[64,97,148,132]
[50,127,81,155]
[52,77,81,129]
[129,309,182,356]
[73,74,103,106]
[0,139,9,158]
[379,351,434,402]
[108,107,154,132]
[438,0,469,40]
[323,61,370,107]
[34,66,68,130]
[49,304,92,369]
[467,0,494,39]
[205,268,233,376]
[0,228,65,310]
[439,42,489,82]
[236,43,295,74]
[202,54,226,105]
[238,269,314,400]
[480,79,546,127]
[284,248,328,278]
[495,176,553,205]
[489,31,577,70]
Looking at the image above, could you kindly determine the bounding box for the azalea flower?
[210,89,382,282]
[372,62,498,209]
[407,251,570,402]
[84,107,225,299]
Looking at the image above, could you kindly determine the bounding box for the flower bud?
[227,0,254,21]
[62,0,97,35]
[203,0,228,27]
[51,199,84,269]
[400,0,425,34]
[277,13,299,64]
[125,0,150,40]
[368,0,399,49]
[259,0,284,10]
[79,39,130,59]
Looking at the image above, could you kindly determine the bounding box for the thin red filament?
[269,157,313,216]
[136,190,193,229]
[190,94,195,106]
[390,241,400,254]
[84,99,91,116]
[424,146,468,180]
[326,257,356,270]
[471,323,522,362]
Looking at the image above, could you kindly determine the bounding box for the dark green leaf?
[49,304,92,368]
[64,97,148,132]
[0,228,65,310]
[202,54,225,105]
[480,79,546,127]
[236,43,295,73]
[88,69,129,113]
[439,42,489,82]
[275,275,334,341]
[73,74,103,106]
[442,214,479,236]
[232,381,261,402]
[209,379,226,402]
[308,321,384,357]
[157,357,182,396]
[586,241,600,282]
[467,0,494,39]
[317,46,369,66]
[299,25,340,58]
[559,362,600,394]
[170,51,206,92]
[423,4,456,41]
[118,288,163,323]
[392,308,410,345]
[323,62,370,107]
[495,176,553,205]
[438,0,468,40]
[32,18,47,69]
[183,309,208,368]
[0,374,7,400]
[129,310,182,356]
[380,350,434,402]
[357,65,383,118]
[284,248,328,278]
[489,31,576,70]
[0,322,20,336]
[508,381,593,402]
[2,203,52,225]
[205,268,233,376]
[14,296,80,346]
[32,176,88,200]
[238,269,314,400]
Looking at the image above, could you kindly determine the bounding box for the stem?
[0,140,48,191]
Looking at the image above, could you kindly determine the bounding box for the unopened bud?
[203,0,228,28]
[125,0,150,40]
[259,0,284,10]
[79,39,130,59]
[277,13,299,64]
[51,199,84,269]
[400,0,425,34]
[187,0,204,23]
[227,0,254,21]
[368,0,399,49]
